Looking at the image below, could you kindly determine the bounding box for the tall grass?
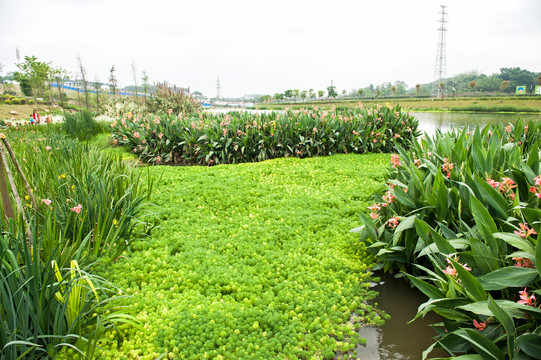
[63,110,110,141]
[0,217,137,359]
[0,127,155,358]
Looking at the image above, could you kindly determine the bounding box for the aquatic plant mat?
[96,154,389,359]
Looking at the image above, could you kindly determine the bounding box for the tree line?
[260,67,541,102]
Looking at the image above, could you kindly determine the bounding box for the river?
[413,111,540,136]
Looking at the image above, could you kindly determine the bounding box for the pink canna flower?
[487,179,500,190]
[45,146,52,151]
[517,288,536,307]
[370,212,379,220]
[391,154,401,168]
[513,223,537,238]
[473,319,486,331]
[442,265,457,277]
[387,216,400,229]
[442,256,471,277]
[70,204,82,214]
[41,198,52,206]
[512,257,535,269]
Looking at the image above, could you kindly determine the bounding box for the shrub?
[111,105,420,166]
[145,82,201,116]
[353,119,541,359]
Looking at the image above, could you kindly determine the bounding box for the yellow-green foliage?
[95,154,390,359]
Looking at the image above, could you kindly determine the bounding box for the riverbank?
[256,97,541,113]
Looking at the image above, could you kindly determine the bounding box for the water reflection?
[356,274,445,360]
[413,111,541,137]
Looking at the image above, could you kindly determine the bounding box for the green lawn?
[95,154,390,359]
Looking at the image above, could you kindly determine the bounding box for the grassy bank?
[94,154,390,359]
[257,97,541,113]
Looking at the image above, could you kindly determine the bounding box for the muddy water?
[356,273,447,360]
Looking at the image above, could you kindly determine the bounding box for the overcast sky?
[1,0,540,97]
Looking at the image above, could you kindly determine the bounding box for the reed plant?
[0,127,154,358]
[63,110,109,141]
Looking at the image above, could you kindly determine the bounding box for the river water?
[413,111,540,136]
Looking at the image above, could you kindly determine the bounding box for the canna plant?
[353,119,541,359]
[110,104,420,165]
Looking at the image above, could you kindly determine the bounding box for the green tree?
[300,90,307,101]
[14,55,52,108]
[500,80,510,92]
[415,84,421,95]
[318,90,325,98]
[390,86,397,96]
[499,67,537,93]
[259,95,272,102]
[308,89,315,99]
[273,93,284,102]
[537,74,541,85]
[468,80,476,92]
[292,89,300,101]
[357,89,364,98]
[284,89,294,101]
[327,85,337,98]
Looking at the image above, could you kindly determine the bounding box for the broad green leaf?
[474,175,508,219]
[479,267,539,291]
[493,233,535,254]
[392,215,416,247]
[358,212,378,243]
[459,299,541,319]
[516,334,541,358]
[394,186,415,208]
[418,239,470,258]
[470,196,498,251]
[471,141,487,177]
[449,258,487,301]
[470,238,499,274]
[455,329,505,360]
[405,273,445,300]
[414,218,431,245]
[537,236,541,279]
[487,295,516,358]
[431,229,456,255]
[470,196,498,233]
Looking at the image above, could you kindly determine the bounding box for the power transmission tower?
[216,77,221,99]
[431,5,448,99]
